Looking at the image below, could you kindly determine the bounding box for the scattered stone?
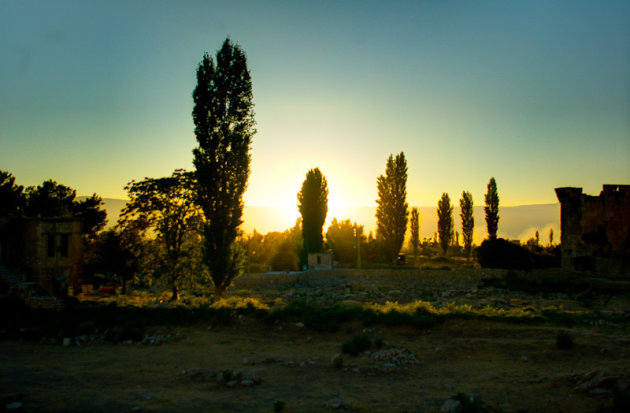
[130,406,142,411]
[62,337,72,346]
[284,361,297,367]
[323,397,351,410]
[226,380,238,388]
[440,398,461,413]
[371,348,418,365]
[5,401,23,411]
[296,322,305,328]
[574,371,627,393]
[242,357,251,365]
[520,355,528,362]
[306,336,313,343]
[331,353,343,366]
[261,357,283,364]
[382,363,397,373]
[241,379,254,387]
[183,368,217,382]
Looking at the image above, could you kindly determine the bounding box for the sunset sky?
[1,1,629,232]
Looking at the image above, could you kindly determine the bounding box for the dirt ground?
[1,268,629,412]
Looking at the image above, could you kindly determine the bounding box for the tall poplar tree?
[484,177,500,240]
[192,38,255,296]
[437,193,453,255]
[375,152,408,263]
[459,191,474,259]
[297,168,328,256]
[409,207,420,259]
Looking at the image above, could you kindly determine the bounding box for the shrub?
[273,400,286,412]
[556,331,574,349]
[476,238,533,270]
[341,336,371,356]
[452,393,485,413]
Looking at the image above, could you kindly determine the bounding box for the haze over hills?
[99,198,559,244]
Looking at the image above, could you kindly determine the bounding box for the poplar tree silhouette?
[437,193,453,255]
[192,38,255,296]
[375,152,408,263]
[409,207,420,259]
[459,191,474,259]
[297,168,328,257]
[484,177,500,240]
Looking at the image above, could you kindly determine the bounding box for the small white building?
[307,252,333,270]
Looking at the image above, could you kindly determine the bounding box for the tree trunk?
[171,282,178,301]
[214,284,226,298]
[121,277,127,295]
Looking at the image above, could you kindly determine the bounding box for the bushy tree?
[297,168,328,256]
[84,228,139,294]
[23,179,107,239]
[484,177,499,240]
[409,207,420,259]
[73,194,108,240]
[0,170,25,216]
[192,38,255,296]
[375,152,408,263]
[25,180,76,217]
[459,191,474,259]
[119,169,201,301]
[437,193,453,255]
[326,218,365,265]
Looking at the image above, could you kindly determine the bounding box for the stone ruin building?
[555,185,630,277]
[0,217,83,298]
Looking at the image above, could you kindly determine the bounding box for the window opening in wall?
[61,234,69,257]
[47,234,55,258]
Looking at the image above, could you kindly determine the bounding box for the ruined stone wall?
[36,219,83,295]
[555,185,630,276]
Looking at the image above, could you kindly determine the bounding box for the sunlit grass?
[365,300,539,320]
[210,296,270,311]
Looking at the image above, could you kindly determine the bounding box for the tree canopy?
[297,168,329,256]
[409,207,420,258]
[459,191,474,259]
[484,177,500,240]
[437,193,453,255]
[119,169,201,300]
[375,152,408,263]
[326,218,364,264]
[192,38,255,296]
[0,170,25,216]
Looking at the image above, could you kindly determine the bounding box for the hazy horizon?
[96,197,559,243]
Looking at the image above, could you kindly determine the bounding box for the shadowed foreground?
[1,268,629,412]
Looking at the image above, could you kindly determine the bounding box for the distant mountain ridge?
[96,198,559,243]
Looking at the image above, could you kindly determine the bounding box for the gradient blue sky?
[2,1,629,222]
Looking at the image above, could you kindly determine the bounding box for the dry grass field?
[1,268,629,412]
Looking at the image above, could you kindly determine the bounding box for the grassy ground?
[1,267,629,412]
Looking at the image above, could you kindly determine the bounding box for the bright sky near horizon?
[1,1,629,230]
